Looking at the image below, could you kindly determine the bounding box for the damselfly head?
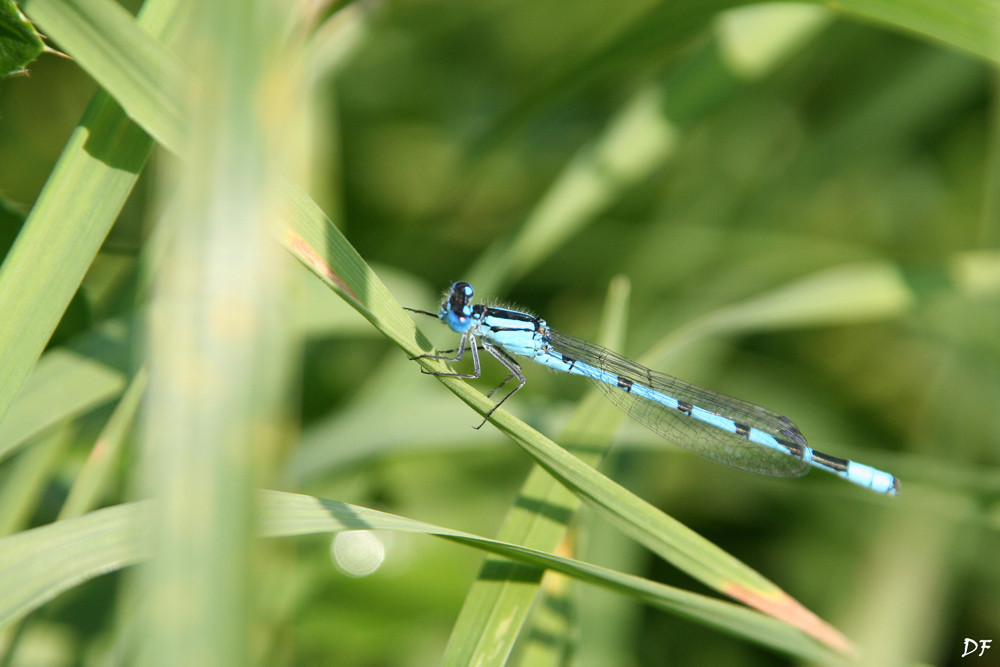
[440,281,475,333]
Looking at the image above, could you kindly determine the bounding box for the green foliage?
[0,0,998,665]
[0,0,44,76]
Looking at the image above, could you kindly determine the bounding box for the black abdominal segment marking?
[812,450,848,472]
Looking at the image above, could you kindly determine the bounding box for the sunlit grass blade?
[0,0,189,430]
[24,0,184,152]
[130,0,298,663]
[0,499,145,627]
[261,493,840,661]
[0,493,844,662]
[0,88,150,427]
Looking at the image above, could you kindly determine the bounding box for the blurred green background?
[1,0,998,664]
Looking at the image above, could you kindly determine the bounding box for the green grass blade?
[0,493,843,662]
[0,0,189,429]
[24,0,397,341]
[57,366,146,521]
[0,427,73,537]
[130,0,294,664]
[0,89,150,426]
[649,253,1000,366]
[23,0,184,152]
[0,319,131,464]
[443,276,632,665]
[0,501,149,627]
[821,0,1000,64]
